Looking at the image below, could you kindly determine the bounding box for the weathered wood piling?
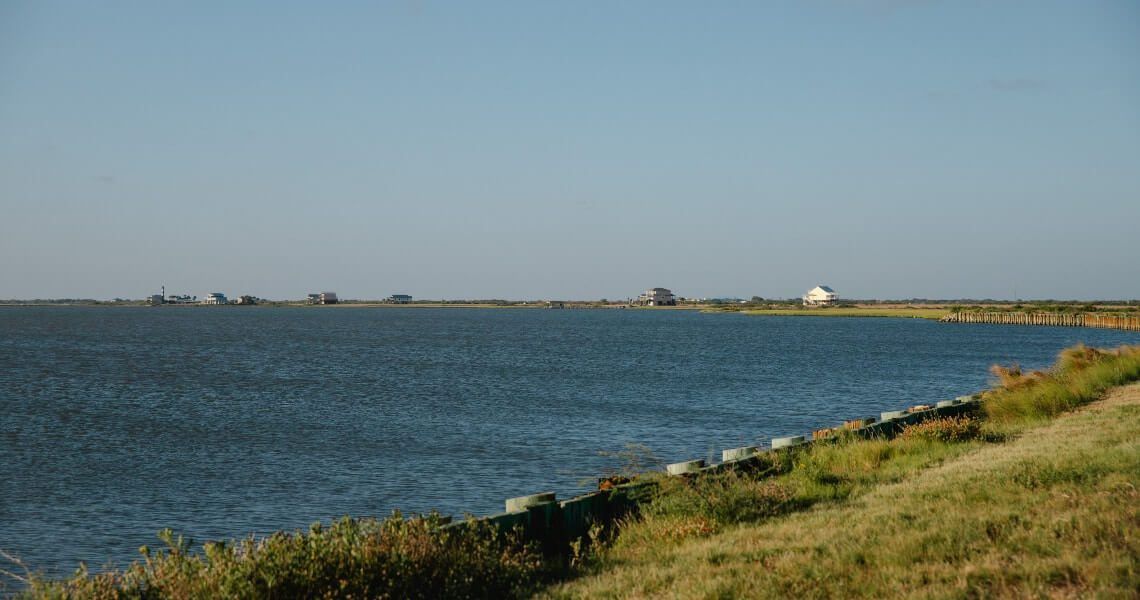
[940,312,1140,331]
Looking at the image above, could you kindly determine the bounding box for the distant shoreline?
[730,307,951,320]
[2,302,1136,324]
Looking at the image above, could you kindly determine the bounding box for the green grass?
[546,345,1140,598]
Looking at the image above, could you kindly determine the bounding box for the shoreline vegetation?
[733,306,951,319]
[7,300,1140,330]
[3,298,1138,314]
[7,344,1140,598]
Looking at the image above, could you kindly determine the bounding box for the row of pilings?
[445,397,985,558]
[940,312,1140,331]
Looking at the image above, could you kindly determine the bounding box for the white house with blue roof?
[802,285,838,306]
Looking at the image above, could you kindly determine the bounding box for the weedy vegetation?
[983,344,1140,429]
[11,514,545,600]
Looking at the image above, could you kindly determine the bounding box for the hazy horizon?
[3,2,1139,300]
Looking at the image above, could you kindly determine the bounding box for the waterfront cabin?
[638,288,676,306]
[203,292,228,305]
[388,294,412,304]
[802,285,838,306]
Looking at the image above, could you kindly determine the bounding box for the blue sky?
[2,1,1138,300]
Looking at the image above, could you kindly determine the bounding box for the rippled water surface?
[1,306,1136,576]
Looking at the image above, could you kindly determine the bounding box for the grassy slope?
[547,383,1140,598]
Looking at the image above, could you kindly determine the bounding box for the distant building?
[307,291,338,305]
[235,295,257,305]
[388,294,412,304]
[638,288,676,306]
[802,285,838,306]
[203,292,228,305]
[148,287,193,305]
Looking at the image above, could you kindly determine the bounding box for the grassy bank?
[10,346,1140,598]
[548,345,1140,598]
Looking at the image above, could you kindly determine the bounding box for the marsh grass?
[20,514,545,600]
[983,344,1140,429]
[739,307,950,319]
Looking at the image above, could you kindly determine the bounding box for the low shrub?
[900,415,983,443]
[26,514,544,600]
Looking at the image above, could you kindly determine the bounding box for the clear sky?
[2,1,1138,301]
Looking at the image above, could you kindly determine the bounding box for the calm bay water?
[1,306,1137,577]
